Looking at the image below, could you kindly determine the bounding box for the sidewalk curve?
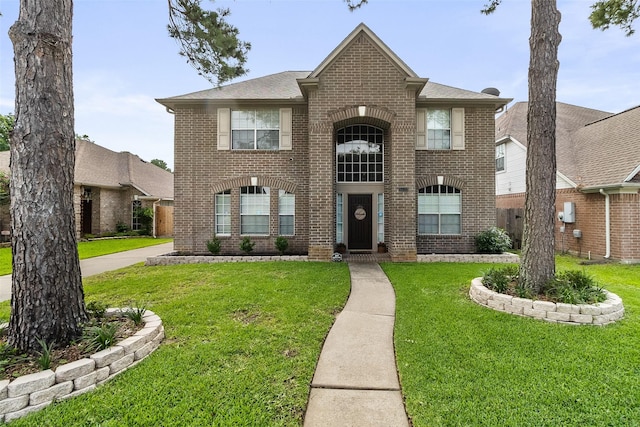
[304,262,409,426]
[0,242,174,302]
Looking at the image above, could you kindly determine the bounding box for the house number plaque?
[354,206,366,221]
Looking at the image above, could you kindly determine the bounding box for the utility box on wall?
[563,202,576,223]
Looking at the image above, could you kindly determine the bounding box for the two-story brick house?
[157,24,510,261]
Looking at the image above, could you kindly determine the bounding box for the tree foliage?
[0,113,14,151]
[151,158,172,172]
[167,0,251,85]
[590,0,640,35]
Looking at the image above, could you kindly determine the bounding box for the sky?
[1,0,638,170]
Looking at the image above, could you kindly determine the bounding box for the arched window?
[336,125,383,183]
[418,185,461,234]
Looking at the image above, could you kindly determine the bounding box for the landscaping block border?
[469,278,624,325]
[0,309,164,423]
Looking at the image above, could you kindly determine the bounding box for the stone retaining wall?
[469,278,624,325]
[418,253,520,263]
[0,309,164,423]
[146,253,308,266]
[146,252,519,266]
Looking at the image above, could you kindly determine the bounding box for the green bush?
[123,305,147,326]
[207,235,221,255]
[481,267,513,293]
[86,300,108,320]
[240,237,255,254]
[275,236,289,255]
[475,227,512,253]
[116,222,130,233]
[544,270,606,304]
[82,323,118,352]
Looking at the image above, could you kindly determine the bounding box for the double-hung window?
[215,190,231,235]
[240,186,270,235]
[427,109,451,150]
[418,185,461,235]
[496,143,505,172]
[232,110,279,150]
[278,190,295,235]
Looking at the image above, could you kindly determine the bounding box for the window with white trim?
[215,190,231,235]
[240,186,270,235]
[336,125,383,183]
[232,110,279,150]
[132,200,142,231]
[377,193,384,243]
[427,109,451,149]
[496,143,505,172]
[278,190,295,236]
[418,185,461,235]
[336,194,343,243]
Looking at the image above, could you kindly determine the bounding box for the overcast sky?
[1,0,638,170]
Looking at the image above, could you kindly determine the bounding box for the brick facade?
[162,25,507,260]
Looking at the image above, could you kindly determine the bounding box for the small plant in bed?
[0,301,144,380]
[481,266,606,304]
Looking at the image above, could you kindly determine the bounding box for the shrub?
[86,300,108,320]
[544,270,606,304]
[475,227,512,254]
[481,267,512,293]
[116,222,130,233]
[275,236,289,255]
[207,235,221,255]
[240,237,255,254]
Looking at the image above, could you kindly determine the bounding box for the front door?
[348,194,372,251]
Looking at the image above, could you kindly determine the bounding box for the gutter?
[599,189,611,259]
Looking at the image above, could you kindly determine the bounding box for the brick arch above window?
[329,105,396,130]
[210,176,298,194]
[416,175,467,190]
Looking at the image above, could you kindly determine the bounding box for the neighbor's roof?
[75,139,173,198]
[495,101,640,189]
[0,139,173,199]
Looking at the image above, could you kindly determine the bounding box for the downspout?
[152,199,162,238]
[599,189,611,258]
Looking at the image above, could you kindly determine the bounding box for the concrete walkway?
[0,242,174,302]
[304,263,409,426]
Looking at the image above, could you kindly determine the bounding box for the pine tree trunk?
[8,0,87,352]
[520,0,562,293]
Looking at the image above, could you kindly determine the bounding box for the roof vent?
[481,87,500,96]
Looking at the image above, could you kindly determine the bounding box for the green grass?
[0,237,172,276]
[383,260,640,426]
[2,262,350,426]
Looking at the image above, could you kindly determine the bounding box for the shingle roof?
[157,71,310,104]
[495,102,640,188]
[0,140,173,199]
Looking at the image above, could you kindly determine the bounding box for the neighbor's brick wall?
[416,106,497,253]
[173,106,310,255]
[498,189,640,262]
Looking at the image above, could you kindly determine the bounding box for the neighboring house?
[157,24,510,261]
[496,102,640,263]
[0,138,174,238]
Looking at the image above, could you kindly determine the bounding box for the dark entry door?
[348,194,372,251]
[81,199,92,235]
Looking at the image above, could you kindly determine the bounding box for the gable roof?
[157,24,511,110]
[495,101,640,189]
[309,23,418,79]
[0,139,173,199]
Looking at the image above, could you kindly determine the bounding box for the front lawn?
[1,262,350,426]
[384,260,639,426]
[0,237,172,276]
